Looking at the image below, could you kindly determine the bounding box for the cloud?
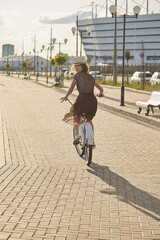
[0,13,5,25]
[11,10,20,16]
[38,11,91,25]
[0,10,20,27]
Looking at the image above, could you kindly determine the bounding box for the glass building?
[78,13,160,64]
[2,44,15,58]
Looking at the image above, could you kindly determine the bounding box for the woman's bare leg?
[73,124,80,136]
[73,117,80,138]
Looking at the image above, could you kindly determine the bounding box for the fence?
[90,64,160,75]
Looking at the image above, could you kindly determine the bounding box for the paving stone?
[0,76,160,240]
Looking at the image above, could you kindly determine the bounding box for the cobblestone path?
[0,76,160,240]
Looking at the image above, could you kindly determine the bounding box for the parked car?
[89,71,103,79]
[131,71,152,83]
[64,71,74,78]
[150,72,160,85]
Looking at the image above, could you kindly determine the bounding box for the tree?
[102,56,108,76]
[5,63,10,74]
[21,61,28,69]
[54,55,67,66]
[21,61,32,74]
[102,56,108,64]
[124,49,131,85]
[53,55,67,87]
[50,59,55,66]
[5,63,10,69]
[87,57,92,65]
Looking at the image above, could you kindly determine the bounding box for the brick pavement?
[0,75,160,240]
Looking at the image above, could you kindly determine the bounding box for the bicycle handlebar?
[61,94,104,105]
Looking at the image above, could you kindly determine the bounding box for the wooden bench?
[136,91,160,116]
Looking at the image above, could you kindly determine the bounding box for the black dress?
[63,71,97,124]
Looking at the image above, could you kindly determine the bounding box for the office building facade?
[78,13,160,65]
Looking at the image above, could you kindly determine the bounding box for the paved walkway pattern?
[0,75,160,240]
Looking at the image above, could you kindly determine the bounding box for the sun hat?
[74,56,87,65]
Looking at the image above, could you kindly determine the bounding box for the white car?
[131,71,152,83]
[150,72,160,85]
[89,71,103,79]
[64,71,74,78]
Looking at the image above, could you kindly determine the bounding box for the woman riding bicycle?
[61,56,103,145]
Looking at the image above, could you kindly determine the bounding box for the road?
[0,75,160,240]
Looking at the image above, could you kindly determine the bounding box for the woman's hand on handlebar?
[99,93,104,97]
[95,93,104,97]
[60,96,68,102]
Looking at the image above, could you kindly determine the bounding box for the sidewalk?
[0,75,160,240]
[14,74,160,129]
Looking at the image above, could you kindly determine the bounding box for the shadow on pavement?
[87,162,160,221]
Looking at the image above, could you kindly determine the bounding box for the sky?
[0,0,160,58]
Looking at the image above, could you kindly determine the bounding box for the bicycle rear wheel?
[85,145,92,166]
[73,128,85,157]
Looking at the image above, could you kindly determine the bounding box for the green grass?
[64,77,73,80]
[96,79,160,92]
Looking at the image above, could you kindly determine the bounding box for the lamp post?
[52,38,68,80]
[33,49,42,81]
[21,52,24,74]
[110,5,141,106]
[71,26,78,57]
[41,45,52,84]
[86,26,97,80]
[12,55,14,76]
[71,27,83,56]
[42,40,55,82]
[53,38,68,54]
[71,4,92,57]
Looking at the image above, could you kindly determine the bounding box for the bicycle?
[73,113,94,166]
[62,96,102,166]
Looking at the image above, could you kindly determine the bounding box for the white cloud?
[36,11,91,25]
[0,10,20,27]
[11,10,20,16]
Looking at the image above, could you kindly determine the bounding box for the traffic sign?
[140,53,144,58]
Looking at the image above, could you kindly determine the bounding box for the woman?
[61,56,103,145]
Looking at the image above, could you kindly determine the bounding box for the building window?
[147,56,160,60]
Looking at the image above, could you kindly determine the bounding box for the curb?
[28,79,160,130]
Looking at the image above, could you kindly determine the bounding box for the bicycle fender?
[85,123,94,145]
[80,125,85,144]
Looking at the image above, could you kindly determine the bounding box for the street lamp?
[41,45,52,84]
[52,38,68,80]
[33,48,43,81]
[53,38,68,54]
[72,4,92,57]
[21,52,24,74]
[86,27,97,80]
[110,5,141,106]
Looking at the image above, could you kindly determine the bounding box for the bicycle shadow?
[87,162,160,221]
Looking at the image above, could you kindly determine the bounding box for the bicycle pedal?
[73,140,80,145]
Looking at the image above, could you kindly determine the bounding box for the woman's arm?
[60,79,76,101]
[94,81,104,97]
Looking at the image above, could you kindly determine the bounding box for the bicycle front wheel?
[85,145,92,166]
[73,128,85,157]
